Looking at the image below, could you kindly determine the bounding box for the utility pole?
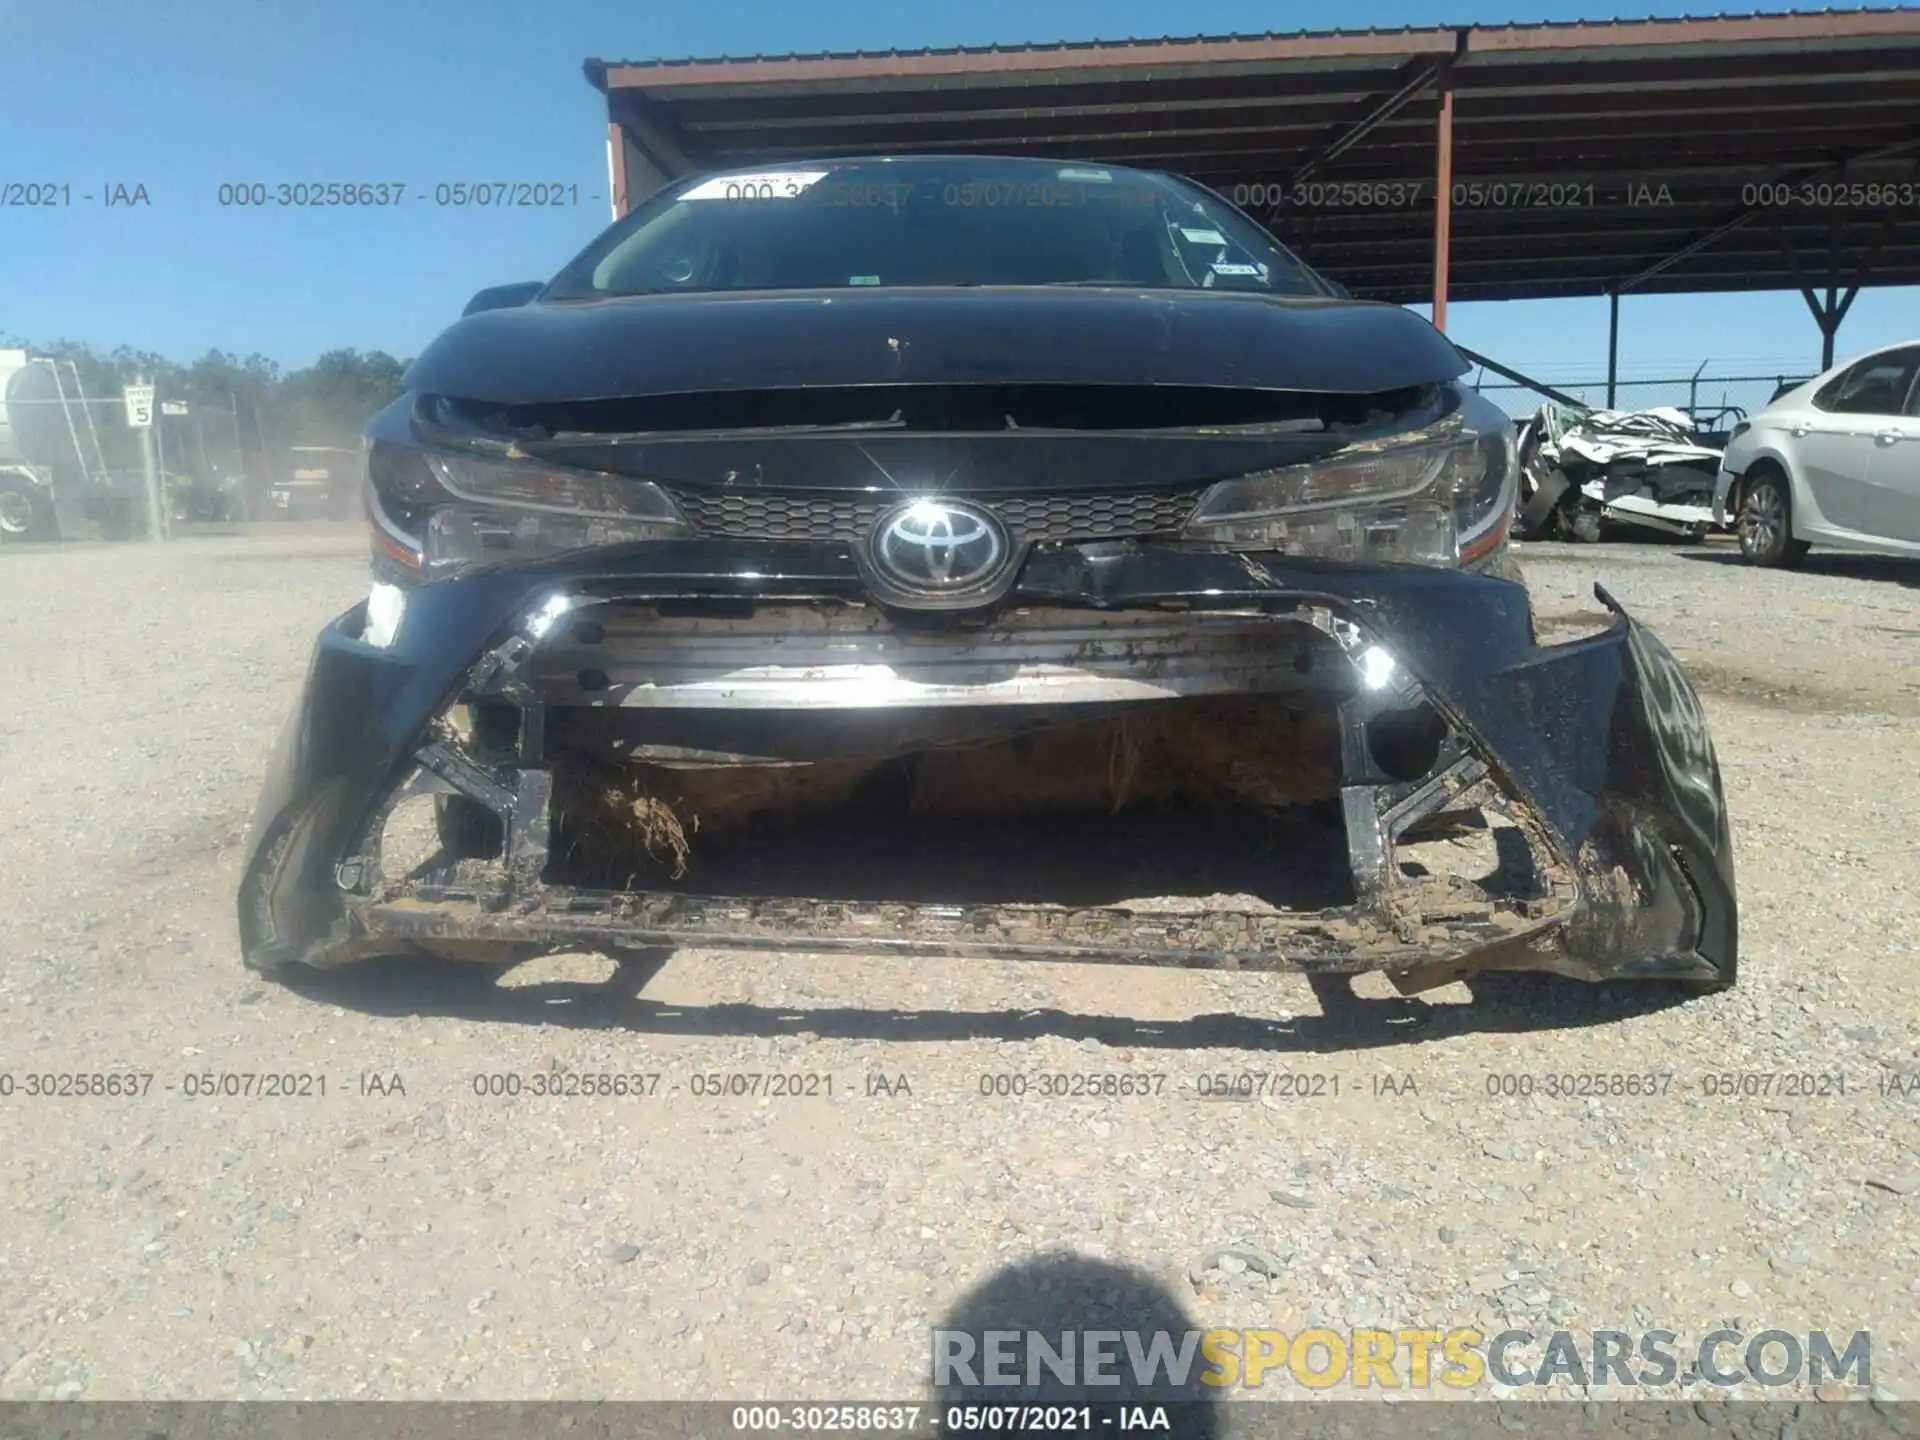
[193,408,211,479]
[132,374,163,541]
[229,392,251,522]
[249,398,270,524]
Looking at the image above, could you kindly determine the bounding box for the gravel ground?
[0,527,1916,1405]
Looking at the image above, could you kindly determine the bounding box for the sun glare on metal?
[526,593,575,639]
[1359,644,1399,690]
[364,582,407,649]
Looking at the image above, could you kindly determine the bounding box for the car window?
[1814,348,1920,416]
[544,158,1333,300]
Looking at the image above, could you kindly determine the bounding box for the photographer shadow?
[929,1253,1219,1438]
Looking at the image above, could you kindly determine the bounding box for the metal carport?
[585,8,1920,390]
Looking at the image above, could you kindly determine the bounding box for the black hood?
[405,287,1468,405]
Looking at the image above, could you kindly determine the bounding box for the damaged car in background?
[239,154,1737,998]
[1515,401,1731,543]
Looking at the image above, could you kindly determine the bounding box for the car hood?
[405,287,1468,405]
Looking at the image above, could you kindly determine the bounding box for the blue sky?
[3,0,1915,388]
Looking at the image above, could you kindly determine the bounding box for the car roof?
[1763,339,1920,409]
[1829,338,1920,374]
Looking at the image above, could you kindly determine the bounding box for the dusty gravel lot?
[0,526,1916,1405]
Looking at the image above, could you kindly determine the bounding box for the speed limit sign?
[123,384,155,428]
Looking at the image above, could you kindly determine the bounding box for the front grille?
[667,487,1204,545]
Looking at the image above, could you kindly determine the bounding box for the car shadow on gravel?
[275,950,1692,1054]
[1675,548,1920,591]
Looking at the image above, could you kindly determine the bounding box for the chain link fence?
[1468,367,1815,426]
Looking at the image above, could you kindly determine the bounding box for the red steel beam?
[606,121,631,220]
[1433,77,1454,332]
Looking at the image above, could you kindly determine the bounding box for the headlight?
[364,440,690,578]
[424,451,684,522]
[1182,405,1517,568]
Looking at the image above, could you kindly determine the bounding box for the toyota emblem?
[869,499,1009,593]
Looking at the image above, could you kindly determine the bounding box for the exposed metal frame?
[333,594,1587,980]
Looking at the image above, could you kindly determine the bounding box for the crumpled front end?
[238,544,1735,990]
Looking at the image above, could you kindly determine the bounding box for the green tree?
[280,348,408,447]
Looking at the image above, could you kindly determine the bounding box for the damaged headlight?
[365,439,691,578]
[1183,393,1517,568]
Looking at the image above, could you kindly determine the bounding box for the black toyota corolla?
[240,154,1737,995]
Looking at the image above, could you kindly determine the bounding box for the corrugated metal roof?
[584,6,1919,75]
[590,30,1441,72]
[584,6,1920,303]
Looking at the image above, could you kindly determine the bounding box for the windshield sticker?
[681,171,829,201]
[849,275,881,285]
[1055,167,1113,183]
[1210,261,1267,277]
[1179,228,1228,246]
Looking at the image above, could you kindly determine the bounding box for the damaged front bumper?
[1587,486,1719,537]
[239,543,1736,989]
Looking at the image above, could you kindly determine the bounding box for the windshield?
[543,157,1330,300]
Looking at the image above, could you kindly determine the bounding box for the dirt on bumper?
[238,544,1736,989]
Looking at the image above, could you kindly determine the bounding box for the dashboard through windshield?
[543,158,1331,300]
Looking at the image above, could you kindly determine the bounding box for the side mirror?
[1322,277,1354,300]
[462,281,544,317]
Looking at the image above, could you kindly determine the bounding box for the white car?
[1713,341,1920,566]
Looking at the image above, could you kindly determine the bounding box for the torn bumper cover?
[238,544,1735,987]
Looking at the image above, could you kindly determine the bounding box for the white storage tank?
[0,349,85,472]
